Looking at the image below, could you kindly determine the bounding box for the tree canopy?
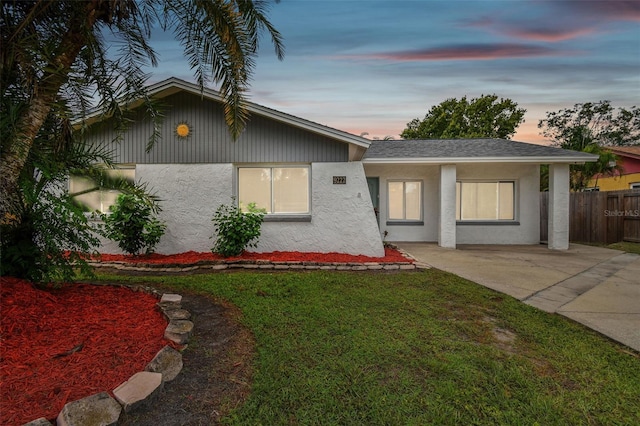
[538,101,637,191]
[401,94,526,140]
[0,0,284,281]
[538,101,639,148]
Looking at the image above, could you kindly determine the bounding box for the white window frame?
[386,180,423,224]
[630,182,640,190]
[69,165,136,214]
[236,165,311,218]
[456,180,517,222]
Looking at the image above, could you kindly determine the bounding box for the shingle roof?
[362,138,598,163]
[608,146,640,160]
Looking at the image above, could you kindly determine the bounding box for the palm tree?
[1,0,283,225]
[0,0,284,280]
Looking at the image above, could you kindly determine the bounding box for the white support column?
[439,164,457,249]
[548,163,570,250]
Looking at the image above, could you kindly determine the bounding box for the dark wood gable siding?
[83,92,349,163]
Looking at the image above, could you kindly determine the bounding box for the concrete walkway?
[396,242,640,352]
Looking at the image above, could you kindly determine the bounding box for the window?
[238,166,310,214]
[69,167,135,213]
[456,181,515,221]
[630,182,640,190]
[388,180,422,221]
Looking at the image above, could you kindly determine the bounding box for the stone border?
[23,292,192,426]
[87,246,431,273]
[24,248,430,425]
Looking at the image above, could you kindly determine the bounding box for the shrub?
[212,200,266,257]
[102,194,166,256]
[1,191,100,283]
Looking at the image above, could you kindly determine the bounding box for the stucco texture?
[257,162,385,257]
[98,162,385,257]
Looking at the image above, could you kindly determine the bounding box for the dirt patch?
[482,315,517,354]
[118,288,255,425]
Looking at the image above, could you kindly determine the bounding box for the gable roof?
[362,138,598,164]
[83,77,371,151]
[608,146,640,160]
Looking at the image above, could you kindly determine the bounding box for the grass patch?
[606,241,640,255]
[97,270,640,425]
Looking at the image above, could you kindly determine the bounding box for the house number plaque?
[333,176,347,184]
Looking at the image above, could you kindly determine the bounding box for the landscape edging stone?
[22,289,191,426]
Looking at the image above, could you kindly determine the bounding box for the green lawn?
[99,270,640,425]
[607,241,640,255]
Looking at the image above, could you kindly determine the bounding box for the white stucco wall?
[364,162,541,245]
[548,163,570,250]
[257,162,385,257]
[439,165,457,248]
[364,164,440,242]
[98,162,384,257]
[98,163,234,254]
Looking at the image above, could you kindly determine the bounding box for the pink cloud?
[336,44,567,62]
[501,27,597,42]
[554,0,640,22]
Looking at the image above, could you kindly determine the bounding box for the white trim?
[386,179,423,222]
[362,156,595,164]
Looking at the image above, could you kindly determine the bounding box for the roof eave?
[81,77,371,149]
[362,156,598,164]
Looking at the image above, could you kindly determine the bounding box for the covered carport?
[363,138,598,250]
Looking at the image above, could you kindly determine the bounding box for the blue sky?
[149,0,639,144]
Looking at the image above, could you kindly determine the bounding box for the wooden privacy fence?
[540,190,640,244]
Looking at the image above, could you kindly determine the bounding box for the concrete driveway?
[396,242,640,352]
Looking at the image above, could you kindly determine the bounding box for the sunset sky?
[148,0,640,144]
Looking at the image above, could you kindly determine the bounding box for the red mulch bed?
[95,247,412,265]
[0,277,171,425]
[1,249,410,424]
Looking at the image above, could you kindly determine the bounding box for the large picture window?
[238,166,310,214]
[388,180,422,221]
[456,181,515,221]
[69,167,135,213]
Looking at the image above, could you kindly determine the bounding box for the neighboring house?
[588,146,640,191]
[76,78,596,255]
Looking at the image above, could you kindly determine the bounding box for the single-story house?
[76,77,597,256]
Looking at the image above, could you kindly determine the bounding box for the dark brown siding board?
[540,192,548,242]
[542,189,640,244]
[82,92,349,164]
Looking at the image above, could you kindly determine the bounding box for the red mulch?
[1,249,410,424]
[0,277,171,426]
[95,247,412,265]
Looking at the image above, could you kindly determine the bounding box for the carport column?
[548,163,570,250]
[439,164,457,249]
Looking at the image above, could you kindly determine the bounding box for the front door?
[367,177,380,225]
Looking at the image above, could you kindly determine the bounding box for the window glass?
[499,182,515,220]
[388,180,422,221]
[239,168,272,212]
[405,181,421,220]
[238,166,310,214]
[457,181,515,221]
[70,168,135,213]
[388,182,404,220]
[273,167,309,213]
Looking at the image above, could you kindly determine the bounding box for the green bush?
[0,190,100,283]
[102,194,166,256]
[212,200,266,257]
